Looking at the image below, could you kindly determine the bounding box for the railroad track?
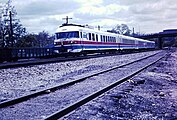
[0,53,102,69]
[0,50,155,69]
[0,52,166,120]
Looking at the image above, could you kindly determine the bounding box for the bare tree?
[0,0,26,48]
[107,24,131,36]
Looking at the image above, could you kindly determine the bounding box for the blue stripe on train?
[55,45,153,51]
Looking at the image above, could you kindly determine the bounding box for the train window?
[100,35,103,42]
[83,32,87,39]
[106,36,107,42]
[92,33,95,41]
[122,39,127,43]
[113,37,116,42]
[96,34,98,41]
[89,33,92,40]
[103,36,105,42]
[123,39,135,44]
[55,33,58,39]
[130,40,135,44]
[56,31,79,39]
[108,36,110,42]
[139,41,144,45]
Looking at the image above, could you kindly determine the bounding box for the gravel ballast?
[0,51,160,102]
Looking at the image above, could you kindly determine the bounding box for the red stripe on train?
[55,40,151,47]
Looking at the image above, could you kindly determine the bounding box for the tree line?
[0,0,54,48]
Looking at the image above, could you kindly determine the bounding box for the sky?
[1,0,177,34]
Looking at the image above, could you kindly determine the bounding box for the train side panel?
[54,25,155,53]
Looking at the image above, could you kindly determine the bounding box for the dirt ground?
[63,48,177,120]
[107,48,177,119]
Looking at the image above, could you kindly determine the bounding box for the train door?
[117,35,120,50]
[80,31,84,51]
[135,40,138,49]
[95,33,98,50]
[119,35,123,50]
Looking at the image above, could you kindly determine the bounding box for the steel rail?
[0,54,98,69]
[0,52,124,69]
[0,50,157,69]
[0,52,159,108]
[44,54,166,120]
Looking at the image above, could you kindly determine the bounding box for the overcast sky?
[1,0,177,34]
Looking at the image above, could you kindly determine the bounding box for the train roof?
[56,24,101,33]
[120,34,154,43]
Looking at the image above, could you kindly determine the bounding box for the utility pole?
[132,27,135,37]
[9,11,13,47]
[98,25,100,31]
[62,16,72,24]
[0,5,3,47]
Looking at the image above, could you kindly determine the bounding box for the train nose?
[59,39,65,45]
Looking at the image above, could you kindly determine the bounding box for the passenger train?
[54,24,155,54]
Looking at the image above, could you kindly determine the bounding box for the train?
[54,24,155,54]
[0,47,54,63]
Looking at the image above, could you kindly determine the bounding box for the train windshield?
[56,31,79,39]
